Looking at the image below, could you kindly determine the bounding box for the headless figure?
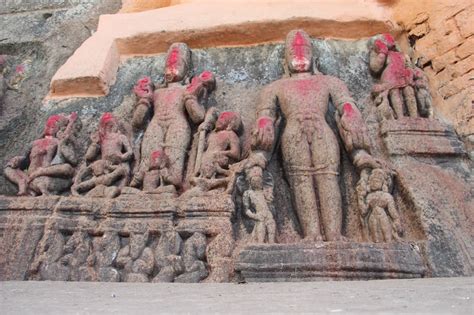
[369,34,418,119]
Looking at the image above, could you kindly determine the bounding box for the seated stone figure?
[357,168,404,242]
[72,112,133,198]
[127,149,176,195]
[4,113,80,196]
[185,109,241,195]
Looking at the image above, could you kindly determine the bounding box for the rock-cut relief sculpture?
[132,43,216,191]
[71,112,133,198]
[128,149,176,196]
[369,33,433,121]
[184,108,242,196]
[356,167,404,242]
[4,113,81,196]
[253,29,381,242]
[240,154,276,244]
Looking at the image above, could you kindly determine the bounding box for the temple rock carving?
[1,30,472,282]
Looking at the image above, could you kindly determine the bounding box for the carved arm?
[132,76,154,129]
[254,83,279,152]
[184,71,216,124]
[369,39,388,75]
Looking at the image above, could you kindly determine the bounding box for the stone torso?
[29,137,59,171]
[153,85,187,124]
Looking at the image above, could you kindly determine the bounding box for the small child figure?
[243,166,276,244]
[130,150,175,195]
[357,168,403,243]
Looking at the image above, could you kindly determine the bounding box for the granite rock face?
[0,31,472,282]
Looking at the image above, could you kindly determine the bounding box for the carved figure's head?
[150,150,168,170]
[248,166,264,190]
[285,30,313,73]
[43,114,68,137]
[99,112,119,142]
[368,168,388,192]
[216,111,241,132]
[164,43,191,83]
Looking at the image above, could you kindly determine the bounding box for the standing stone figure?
[357,168,403,242]
[253,29,379,242]
[243,165,276,244]
[72,112,133,198]
[133,43,216,189]
[4,113,80,196]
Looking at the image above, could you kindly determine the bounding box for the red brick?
[456,36,474,59]
[450,54,474,78]
[454,5,474,38]
[438,70,473,98]
[436,19,463,55]
[432,50,459,72]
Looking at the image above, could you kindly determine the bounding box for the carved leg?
[389,89,404,119]
[165,123,191,187]
[403,86,418,117]
[4,166,29,195]
[368,214,379,242]
[315,174,344,241]
[311,127,343,241]
[281,124,322,241]
[266,218,276,244]
[379,212,393,242]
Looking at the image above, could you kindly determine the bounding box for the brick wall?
[394,1,473,139]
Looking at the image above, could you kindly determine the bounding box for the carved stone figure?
[116,232,154,282]
[369,34,433,120]
[152,231,184,283]
[175,232,208,283]
[4,113,80,196]
[412,61,434,118]
[243,166,276,244]
[128,149,176,195]
[253,29,378,242]
[72,113,133,198]
[357,168,403,242]
[133,43,216,189]
[186,109,241,194]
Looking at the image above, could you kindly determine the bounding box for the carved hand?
[255,116,275,152]
[133,76,154,99]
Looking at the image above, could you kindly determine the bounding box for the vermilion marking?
[258,117,272,129]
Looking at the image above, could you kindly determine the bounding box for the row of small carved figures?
[4,109,251,199]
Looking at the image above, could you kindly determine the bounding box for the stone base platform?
[236,242,426,282]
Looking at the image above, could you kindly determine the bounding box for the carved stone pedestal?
[236,242,426,282]
[0,194,235,282]
[380,118,465,156]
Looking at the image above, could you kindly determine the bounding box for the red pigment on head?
[383,34,395,46]
[258,117,272,129]
[166,47,180,70]
[16,64,25,74]
[46,115,62,128]
[292,31,307,61]
[200,71,213,80]
[100,112,114,124]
